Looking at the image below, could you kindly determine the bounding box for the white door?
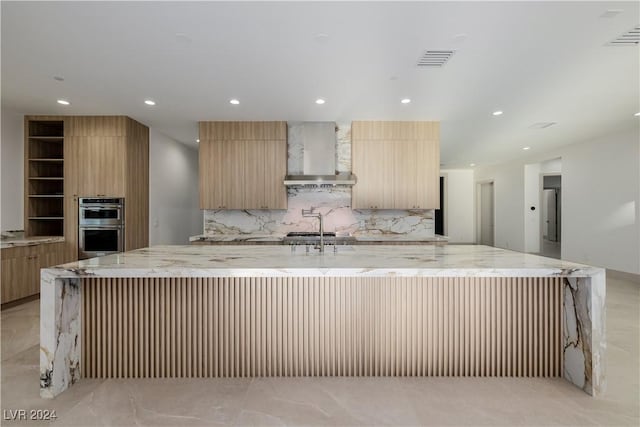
[480,182,494,246]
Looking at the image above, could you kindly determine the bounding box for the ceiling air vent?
[417,50,455,67]
[529,122,557,129]
[607,25,640,46]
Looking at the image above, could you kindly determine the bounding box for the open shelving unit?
[26,119,64,236]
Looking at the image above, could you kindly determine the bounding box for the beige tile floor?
[1,272,638,426]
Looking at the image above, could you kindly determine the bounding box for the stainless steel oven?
[79,198,123,226]
[78,198,124,259]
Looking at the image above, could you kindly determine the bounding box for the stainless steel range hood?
[284,173,357,186]
[284,122,357,186]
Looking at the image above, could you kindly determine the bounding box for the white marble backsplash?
[204,187,434,236]
[204,122,435,237]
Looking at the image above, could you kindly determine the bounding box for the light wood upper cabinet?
[260,139,287,209]
[70,136,126,196]
[352,121,440,210]
[199,122,287,210]
[65,116,130,197]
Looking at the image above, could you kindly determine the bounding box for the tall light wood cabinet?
[25,115,149,262]
[199,122,287,210]
[351,121,440,210]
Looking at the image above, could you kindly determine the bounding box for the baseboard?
[1,293,39,310]
[607,269,640,284]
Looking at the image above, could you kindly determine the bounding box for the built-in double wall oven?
[78,198,124,259]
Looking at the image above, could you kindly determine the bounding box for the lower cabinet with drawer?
[1,242,66,305]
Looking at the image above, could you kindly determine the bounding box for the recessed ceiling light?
[144,99,156,106]
[314,33,329,43]
[453,33,468,42]
[196,139,200,143]
[492,110,503,116]
[401,98,411,104]
[635,112,640,117]
[56,99,70,105]
[523,146,531,150]
[600,9,623,18]
[469,163,476,167]
[175,32,193,44]
[230,99,240,105]
[315,98,326,105]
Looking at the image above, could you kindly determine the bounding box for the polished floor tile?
[1,272,638,426]
[1,300,40,361]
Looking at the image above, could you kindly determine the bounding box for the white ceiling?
[2,1,639,168]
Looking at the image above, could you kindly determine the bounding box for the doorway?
[435,176,445,235]
[477,181,495,246]
[541,175,561,259]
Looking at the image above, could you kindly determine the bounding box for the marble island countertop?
[189,233,449,244]
[0,233,65,249]
[41,243,606,399]
[46,244,602,279]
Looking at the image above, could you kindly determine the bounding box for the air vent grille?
[607,26,640,46]
[417,50,455,67]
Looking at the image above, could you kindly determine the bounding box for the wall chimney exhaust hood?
[284,122,357,186]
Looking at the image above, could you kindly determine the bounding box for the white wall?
[1,108,24,230]
[475,127,640,274]
[475,162,525,251]
[524,162,542,253]
[441,169,475,243]
[560,130,639,273]
[148,129,202,245]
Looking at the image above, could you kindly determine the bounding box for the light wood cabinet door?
[64,134,79,260]
[1,249,27,303]
[243,140,287,209]
[1,247,36,303]
[199,139,223,209]
[199,122,287,210]
[352,121,440,210]
[73,136,126,197]
[1,242,70,304]
[352,140,396,209]
[416,138,440,209]
[200,140,246,209]
[221,140,247,209]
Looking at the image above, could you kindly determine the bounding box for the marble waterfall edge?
[40,270,81,398]
[563,273,606,396]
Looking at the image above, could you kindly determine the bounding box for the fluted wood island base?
[40,245,605,398]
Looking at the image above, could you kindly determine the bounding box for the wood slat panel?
[199,121,286,141]
[351,121,439,141]
[82,277,563,378]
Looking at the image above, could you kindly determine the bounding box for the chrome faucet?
[301,208,324,253]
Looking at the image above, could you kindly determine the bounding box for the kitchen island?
[40,245,605,399]
[189,233,449,245]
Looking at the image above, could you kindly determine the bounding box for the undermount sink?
[283,231,356,247]
[286,231,336,237]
